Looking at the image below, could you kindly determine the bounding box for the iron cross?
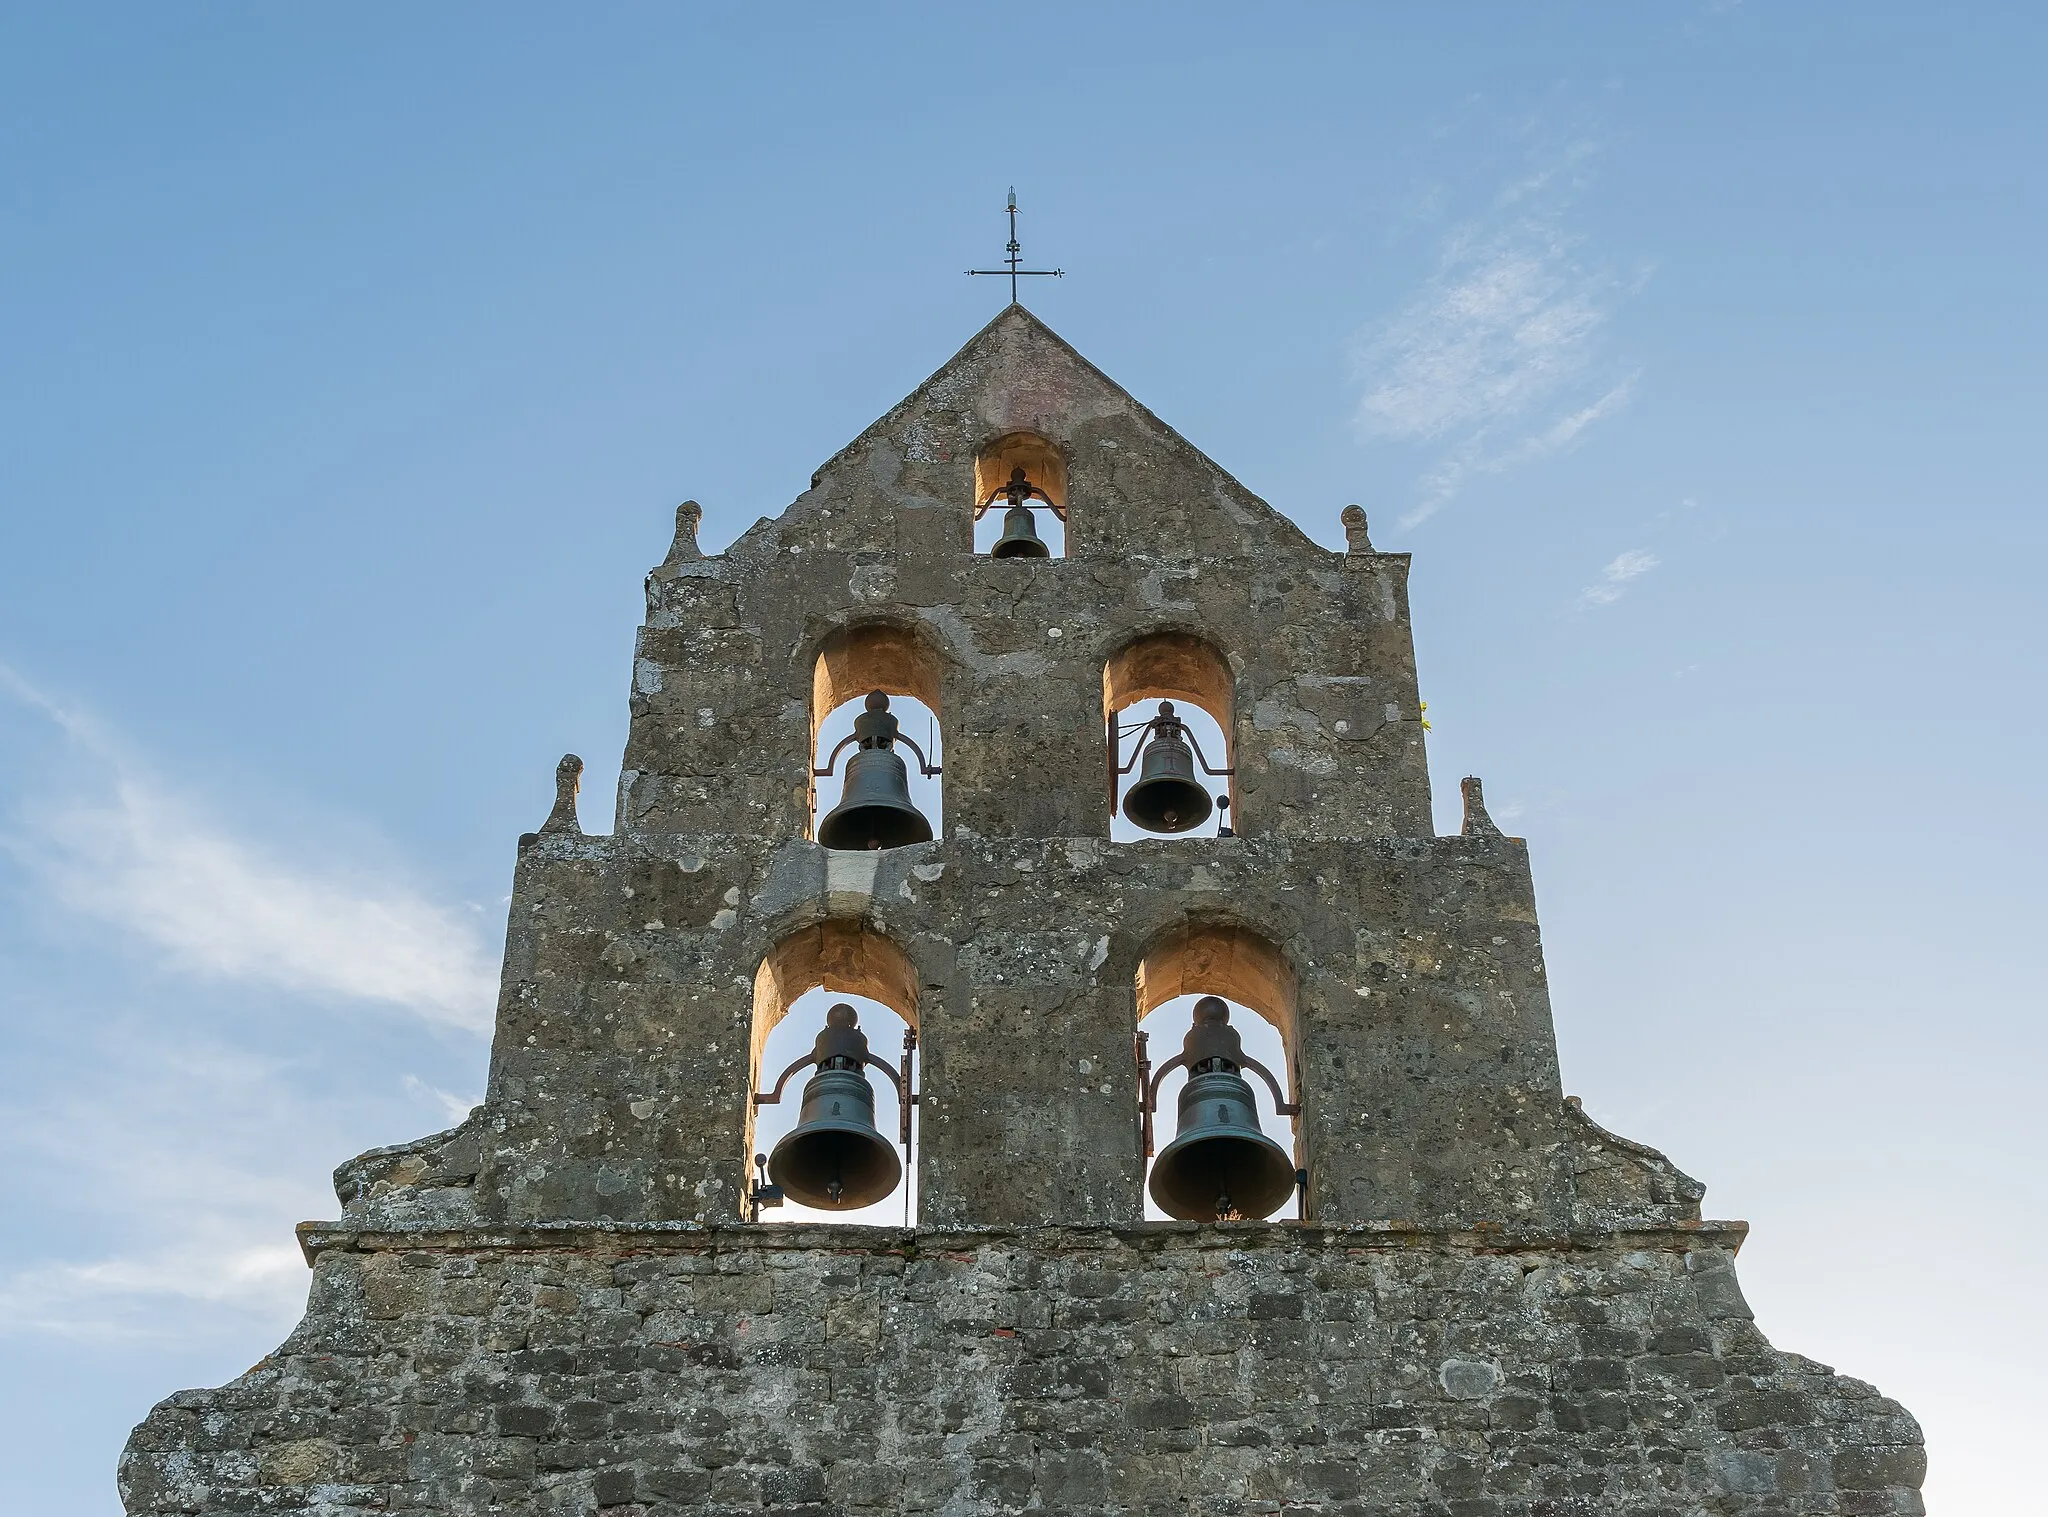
[967,188,1063,304]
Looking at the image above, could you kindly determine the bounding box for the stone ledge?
[297,1216,1748,1266]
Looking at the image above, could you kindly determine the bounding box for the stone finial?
[541,753,584,835]
[1460,776,1502,838]
[663,500,704,566]
[1341,504,1374,554]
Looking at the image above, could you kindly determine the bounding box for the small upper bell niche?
[1135,923,1302,1222]
[811,623,943,848]
[973,432,1068,558]
[747,924,921,1225]
[1105,632,1236,839]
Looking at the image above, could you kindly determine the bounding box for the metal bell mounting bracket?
[747,1153,784,1223]
[813,693,941,780]
[1133,1024,1298,1162]
[972,465,1067,523]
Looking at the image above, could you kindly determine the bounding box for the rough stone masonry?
[121,306,1925,1514]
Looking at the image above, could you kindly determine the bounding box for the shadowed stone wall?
[121,1225,1924,1516]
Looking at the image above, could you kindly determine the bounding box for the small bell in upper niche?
[977,465,1063,559]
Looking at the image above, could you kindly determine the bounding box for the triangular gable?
[728,305,1325,562]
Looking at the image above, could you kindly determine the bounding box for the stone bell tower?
[121,306,1926,1515]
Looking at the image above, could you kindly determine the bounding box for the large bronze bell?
[990,503,1050,559]
[816,692,936,851]
[1147,998,1297,1221]
[767,1004,903,1210]
[1121,702,1215,833]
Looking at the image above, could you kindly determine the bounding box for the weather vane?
[967,188,1063,305]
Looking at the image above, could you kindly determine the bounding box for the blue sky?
[2,4,2043,1510]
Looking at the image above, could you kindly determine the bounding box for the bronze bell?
[1121,702,1215,833]
[767,1004,903,1210]
[1148,998,1296,1222]
[817,692,936,850]
[990,503,1050,558]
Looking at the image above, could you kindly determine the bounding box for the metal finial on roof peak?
[968,189,1063,306]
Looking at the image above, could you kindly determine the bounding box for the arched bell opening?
[1134,922,1302,1222]
[747,923,921,1224]
[810,622,944,848]
[973,431,1068,558]
[1104,631,1237,839]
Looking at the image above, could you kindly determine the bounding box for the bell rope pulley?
[815,691,941,851]
[1138,997,1300,1222]
[975,465,1064,559]
[1115,700,1235,834]
[751,1003,918,1213]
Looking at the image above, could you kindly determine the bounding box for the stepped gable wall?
[120,308,1926,1514]
[623,308,1432,846]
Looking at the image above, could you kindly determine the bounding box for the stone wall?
[120,1223,1925,1516]
[444,824,1578,1232]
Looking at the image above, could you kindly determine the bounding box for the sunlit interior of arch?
[810,622,945,845]
[1104,631,1236,840]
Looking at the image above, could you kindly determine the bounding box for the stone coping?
[296,1217,1747,1267]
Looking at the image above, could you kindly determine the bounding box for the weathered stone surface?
[121,306,1923,1511]
[122,1225,1923,1516]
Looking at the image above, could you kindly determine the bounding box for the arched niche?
[749,922,922,1223]
[752,920,920,1065]
[1104,631,1237,838]
[1135,919,1302,1221]
[1136,918,1296,1048]
[973,432,1068,557]
[974,432,1068,511]
[810,621,945,843]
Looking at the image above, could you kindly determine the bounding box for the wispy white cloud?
[1354,139,1642,527]
[0,665,497,1030]
[0,1035,332,1339]
[1357,241,1606,443]
[1406,375,1639,525]
[1578,548,1661,608]
[0,1236,312,1339]
[0,669,496,1349]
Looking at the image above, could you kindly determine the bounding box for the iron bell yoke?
[976,465,1065,559]
[751,1003,919,1214]
[815,691,941,851]
[1115,701,1235,835]
[1138,997,1301,1222]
